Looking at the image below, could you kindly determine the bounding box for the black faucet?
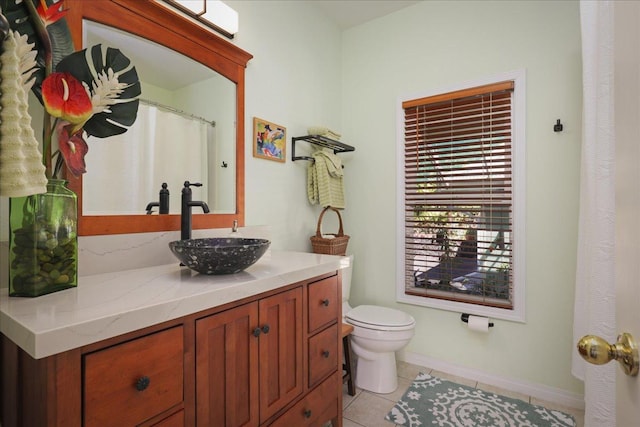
[181,181,210,240]
[145,201,159,215]
[146,183,170,214]
[159,182,170,214]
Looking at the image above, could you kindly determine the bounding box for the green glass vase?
[9,179,78,297]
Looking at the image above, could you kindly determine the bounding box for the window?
[397,72,525,321]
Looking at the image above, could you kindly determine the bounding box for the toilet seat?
[346,305,415,331]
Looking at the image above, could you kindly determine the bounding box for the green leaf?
[56,44,141,138]
[0,0,75,102]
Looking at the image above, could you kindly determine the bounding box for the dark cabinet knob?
[322,350,330,358]
[322,299,330,307]
[135,376,150,391]
[262,324,270,334]
[252,327,261,337]
[303,409,312,418]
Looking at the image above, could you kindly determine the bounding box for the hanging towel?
[0,31,47,197]
[307,148,345,209]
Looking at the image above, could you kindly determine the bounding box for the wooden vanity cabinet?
[196,274,342,427]
[196,287,303,426]
[0,272,342,427]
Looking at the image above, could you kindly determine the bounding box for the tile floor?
[339,361,585,427]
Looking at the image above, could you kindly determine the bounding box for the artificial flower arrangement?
[42,43,141,177]
[0,0,140,296]
[1,0,141,181]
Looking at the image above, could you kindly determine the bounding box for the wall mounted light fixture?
[157,0,239,39]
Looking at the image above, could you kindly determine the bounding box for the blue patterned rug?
[385,373,576,427]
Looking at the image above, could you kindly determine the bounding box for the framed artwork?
[253,117,286,162]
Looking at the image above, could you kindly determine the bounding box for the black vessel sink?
[169,238,270,275]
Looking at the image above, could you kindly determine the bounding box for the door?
[579,2,640,424]
[195,303,260,427]
[258,287,304,423]
[613,1,640,423]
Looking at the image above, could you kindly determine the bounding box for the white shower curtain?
[84,103,209,214]
[572,1,616,426]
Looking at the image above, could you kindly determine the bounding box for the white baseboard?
[398,351,585,410]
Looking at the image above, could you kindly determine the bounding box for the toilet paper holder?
[461,313,494,328]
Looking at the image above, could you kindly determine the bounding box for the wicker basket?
[310,206,350,255]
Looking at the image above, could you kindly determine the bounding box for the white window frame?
[395,69,526,323]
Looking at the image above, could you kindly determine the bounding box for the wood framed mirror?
[64,0,252,235]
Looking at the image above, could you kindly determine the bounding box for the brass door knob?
[577,332,639,376]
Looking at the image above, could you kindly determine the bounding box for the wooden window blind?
[402,81,514,309]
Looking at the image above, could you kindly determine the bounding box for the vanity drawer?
[308,324,338,387]
[270,372,340,427]
[83,326,184,427]
[308,275,339,333]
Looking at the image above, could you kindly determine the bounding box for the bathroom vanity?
[0,251,346,427]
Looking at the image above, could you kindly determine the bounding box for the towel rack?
[291,135,355,162]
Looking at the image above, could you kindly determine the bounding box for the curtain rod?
[139,98,216,127]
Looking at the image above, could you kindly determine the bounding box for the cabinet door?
[258,287,304,423]
[196,303,259,427]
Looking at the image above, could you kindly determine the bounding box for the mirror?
[83,21,237,216]
[65,0,252,235]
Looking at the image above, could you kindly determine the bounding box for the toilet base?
[354,351,398,394]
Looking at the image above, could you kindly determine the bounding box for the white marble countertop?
[0,251,348,359]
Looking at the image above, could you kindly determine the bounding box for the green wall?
[339,0,583,394]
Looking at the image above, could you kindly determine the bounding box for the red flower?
[36,0,68,27]
[42,72,93,133]
[55,122,88,178]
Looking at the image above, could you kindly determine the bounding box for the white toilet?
[342,255,416,394]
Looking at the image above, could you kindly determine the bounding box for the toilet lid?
[346,305,415,331]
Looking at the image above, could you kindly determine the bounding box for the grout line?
[368,391,399,404]
[343,414,368,426]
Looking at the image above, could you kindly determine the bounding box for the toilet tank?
[342,254,354,302]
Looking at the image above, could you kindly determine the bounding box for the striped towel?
[307,149,345,209]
